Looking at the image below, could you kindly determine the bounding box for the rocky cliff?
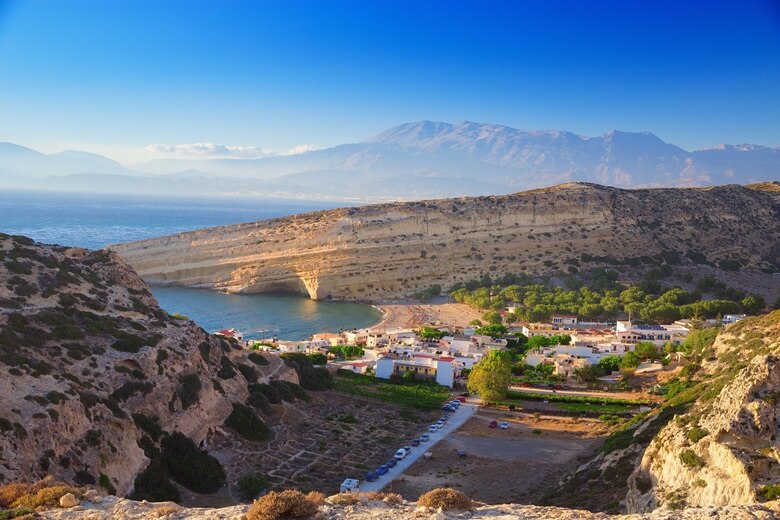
[0,233,295,496]
[625,311,780,511]
[110,182,780,300]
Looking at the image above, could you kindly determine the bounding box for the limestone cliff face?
[110,183,780,300]
[0,234,294,495]
[626,312,780,511]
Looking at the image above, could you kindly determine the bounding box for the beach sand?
[370,300,483,332]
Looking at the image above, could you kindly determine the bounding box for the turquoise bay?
[0,191,379,339]
[151,286,381,341]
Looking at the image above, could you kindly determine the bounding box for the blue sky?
[0,0,778,162]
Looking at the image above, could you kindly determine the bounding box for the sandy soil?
[386,411,607,504]
[370,300,482,332]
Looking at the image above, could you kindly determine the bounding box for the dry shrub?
[417,487,472,511]
[154,504,182,517]
[328,493,359,506]
[305,491,326,506]
[361,491,403,505]
[328,491,402,506]
[246,489,319,520]
[0,476,82,509]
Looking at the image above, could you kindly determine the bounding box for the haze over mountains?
[2,121,778,201]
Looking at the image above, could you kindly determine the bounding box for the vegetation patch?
[417,487,473,510]
[225,403,271,442]
[237,473,271,501]
[161,432,226,494]
[334,371,449,410]
[177,373,201,409]
[679,449,705,468]
[246,489,321,520]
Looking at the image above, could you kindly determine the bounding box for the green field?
[333,371,450,411]
[506,390,649,407]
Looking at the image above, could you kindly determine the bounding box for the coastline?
[368,300,483,332]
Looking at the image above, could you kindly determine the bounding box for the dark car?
[459,392,470,397]
[365,471,378,482]
[457,449,467,457]
[376,464,389,475]
[411,438,421,447]
[488,420,498,429]
[386,458,397,468]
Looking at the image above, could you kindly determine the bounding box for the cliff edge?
[110,183,780,300]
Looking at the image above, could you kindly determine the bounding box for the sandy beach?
[369,300,483,332]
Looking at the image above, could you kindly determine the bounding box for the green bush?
[225,403,271,442]
[248,352,269,366]
[161,432,226,493]
[130,458,181,503]
[237,473,270,501]
[132,413,163,441]
[679,449,704,468]
[281,353,333,391]
[759,484,780,500]
[99,473,116,495]
[687,426,709,443]
[177,374,201,409]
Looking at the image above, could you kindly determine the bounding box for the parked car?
[411,438,421,447]
[442,404,453,411]
[459,391,470,397]
[377,465,389,475]
[488,420,498,429]
[365,471,377,482]
[386,458,397,468]
[428,425,438,433]
[455,396,466,403]
[499,421,510,430]
[553,384,562,390]
[457,449,467,457]
[520,382,532,388]
[394,449,406,461]
[421,433,430,442]
[403,445,412,455]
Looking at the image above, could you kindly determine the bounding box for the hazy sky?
[0,0,779,163]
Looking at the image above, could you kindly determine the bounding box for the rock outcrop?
[0,234,294,495]
[33,493,780,520]
[625,312,780,511]
[110,182,780,300]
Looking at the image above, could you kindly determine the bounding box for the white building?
[375,353,458,388]
[615,321,689,346]
[552,314,578,326]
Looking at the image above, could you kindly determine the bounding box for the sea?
[0,190,382,340]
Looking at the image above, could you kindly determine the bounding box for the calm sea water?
[0,190,380,339]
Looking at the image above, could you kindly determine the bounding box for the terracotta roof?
[438,356,455,362]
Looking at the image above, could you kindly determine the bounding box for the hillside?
[0,233,297,497]
[534,311,780,513]
[110,182,780,301]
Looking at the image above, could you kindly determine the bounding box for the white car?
[394,449,407,460]
[428,425,438,433]
[499,421,510,430]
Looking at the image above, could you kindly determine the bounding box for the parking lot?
[359,402,477,492]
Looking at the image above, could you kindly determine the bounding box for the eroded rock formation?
[0,234,294,495]
[110,182,780,300]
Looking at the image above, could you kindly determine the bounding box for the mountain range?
[1,121,778,200]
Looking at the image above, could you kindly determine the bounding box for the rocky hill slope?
[110,182,780,300]
[534,311,780,513]
[0,233,296,496]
